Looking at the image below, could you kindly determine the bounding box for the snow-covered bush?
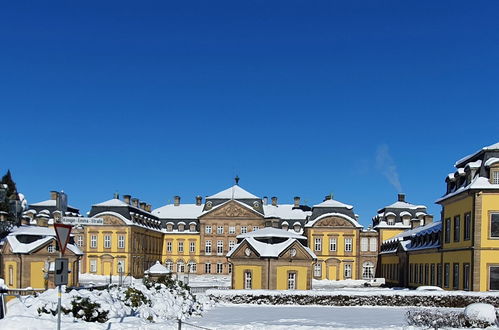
[30,275,208,323]
[406,308,497,328]
[464,303,498,326]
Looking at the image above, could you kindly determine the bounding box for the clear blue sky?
[1,1,498,225]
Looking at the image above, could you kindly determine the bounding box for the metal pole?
[57,248,62,330]
[178,318,181,330]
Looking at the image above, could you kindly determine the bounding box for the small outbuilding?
[144,261,171,280]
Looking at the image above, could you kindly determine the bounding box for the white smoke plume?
[376,144,403,193]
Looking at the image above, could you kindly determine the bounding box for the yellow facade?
[480,193,499,248]
[442,195,473,249]
[162,233,201,273]
[379,228,406,243]
[30,262,45,289]
[276,266,308,290]
[233,265,262,289]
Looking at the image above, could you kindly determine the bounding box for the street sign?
[61,217,104,225]
[54,223,72,255]
[54,258,69,286]
[56,192,68,213]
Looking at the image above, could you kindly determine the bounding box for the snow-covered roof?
[484,157,499,167]
[5,226,83,255]
[313,199,353,209]
[381,201,425,210]
[305,212,362,228]
[436,176,499,203]
[200,199,262,217]
[384,221,441,243]
[93,198,129,207]
[145,261,170,274]
[228,237,316,259]
[152,204,204,219]
[455,142,499,166]
[237,227,306,240]
[465,160,482,169]
[373,221,411,230]
[206,185,258,199]
[263,204,311,220]
[30,199,77,209]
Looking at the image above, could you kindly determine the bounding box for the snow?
[145,261,170,274]
[415,286,444,291]
[466,159,482,169]
[305,212,362,228]
[436,176,499,203]
[152,203,204,219]
[206,185,259,199]
[313,199,353,209]
[464,303,498,324]
[455,141,499,166]
[93,198,129,207]
[381,201,425,210]
[5,226,83,255]
[485,157,499,167]
[263,204,311,220]
[237,227,306,240]
[29,199,77,209]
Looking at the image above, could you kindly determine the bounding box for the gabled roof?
[313,199,353,209]
[380,201,424,211]
[5,226,83,255]
[455,142,499,167]
[227,236,316,259]
[30,199,78,210]
[200,199,263,217]
[206,185,259,199]
[93,198,129,207]
[152,204,204,219]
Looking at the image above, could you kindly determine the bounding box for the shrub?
[406,309,496,328]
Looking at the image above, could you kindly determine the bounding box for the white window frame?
[252,226,259,232]
[314,238,322,252]
[229,240,236,250]
[118,235,125,249]
[360,237,368,252]
[205,240,212,255]
[47,244,55,253]
[178,241,184,253]
[345,238,353,252]
[189,241,196,253]
[165,260,173,272]
[104,235,111,249]
[117,260,125,274]
[362,262,375,280]
[217,226,224,234]
[77,235,83,247]
[177,260,185,273]
[166,241,172,253]
[240,226,247,234]
[344,264,352,278]
[229,226,236,234]
[314,263,322,277]
[90,259,97,273]
[205,225,212,234]
[205,262,211,274]
[188,261,196,273]
[329,238,337,252]
[369,238,377,252]
[492,169,499,184]
[216,262,223,274]
[217,240,224,255]
[288,272,296,290]
[244,271,252,289]
[90,235,97,248]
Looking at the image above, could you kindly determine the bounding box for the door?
[328,266,337,280]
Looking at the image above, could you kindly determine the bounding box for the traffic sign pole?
[55,192,69,330]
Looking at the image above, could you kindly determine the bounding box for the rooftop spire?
[234,175,240,186]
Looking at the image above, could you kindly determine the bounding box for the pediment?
[315,216,354,227]
[200,200,263,220]
[230,241,261,259]
[279,241,315,260]
[100,214,128,225]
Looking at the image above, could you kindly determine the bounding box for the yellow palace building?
[378,142,499,291]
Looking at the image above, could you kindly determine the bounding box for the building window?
[288,272,296,290]
[8,266,13,286]
[453,215,460,242]
[329,238,337,252]
[177,260,185,273]
[76,235,83,247]
[314,263,322,277]
[490,266,499,290]
[229,240,236,250]
[90,259,97,273]
[369,238,377,252]
[178,224,185,232]
[189,241,196,253]
[444,218,451,243]
[205,225,212,234]
[205,240,212,255]
[165,260,173,272]
[104,235,111,249]
[178,241,184,253]
[229,226,236,234]
[414,264,418,283]
[419,264,423,284]
[437,264,443,287]
[189,223,196,232]
[118,235,125,249]
[463,213,471,241]
[252,226,259,232]
[344,264,352,278]
[117,260,125,274]
[430,264,436,286]
[492,170,499,184]
[344,238,352,252]
[217,226,224,234]
[47,244,55,253]
[244,271,252,289]
[205,262,211,274]
[228,263,232,274]
[360,238,368,252]
[188,261,197,273]
[463,263,470,291]
[166,241,172,253]
[91,235,97,248]
[409,264,413,283]
[216,263,223,274]
[217,240,224,255]
[444,263,450,288]
[387,217,395,225]
[491,213,499,238]
[424,264,429,285]
[314,238,322,252]
[453,263,459,289]
[362,262,375,280]
[241,226,247,234]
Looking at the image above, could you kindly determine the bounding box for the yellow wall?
[408,252,441,287]
[276,266,309,290]
[442,250,472,290]
[477,250,499,291]
[380,229,406,243]
[442,196,473,249]
[30,262,45,289]
[162,233,201,272]
[233,265,262,289]
[480,193,499,248]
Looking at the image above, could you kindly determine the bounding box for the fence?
[190,286,230,294]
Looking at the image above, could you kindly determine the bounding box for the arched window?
[362,261,375,280]
[177,260,185,273]
[188,260,197,273]
[314,263,322,277]
[165,260,173,272]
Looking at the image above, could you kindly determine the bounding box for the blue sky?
[1,1,498,225]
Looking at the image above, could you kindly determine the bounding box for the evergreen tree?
[0,170,19,235]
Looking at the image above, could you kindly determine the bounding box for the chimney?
[263,196,268,205]
[123,195,131,204]
[140,202,147,210]
[196,195,202,206]
[398,193,405,202]
[50,191,58,200]
[174,196,180,206]
[114,192,119,199]
[21,215,30,226]
[293,196,300,208]
[131,198,139,208]
[410,218,420,230]
[424,215,433,226]
[271,196,278,206]
[36,214,49,227]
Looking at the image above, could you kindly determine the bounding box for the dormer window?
[47,244,55,253]
[166,224,173,232]
[189,223,196,232]
[492,169,499,184]
[387,217,395,225]
[293,223,301,232]
[178,223,185,232]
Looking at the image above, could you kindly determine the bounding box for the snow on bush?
[407,307,497,328]
[21,275,208,323]
[464,303,498,326]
